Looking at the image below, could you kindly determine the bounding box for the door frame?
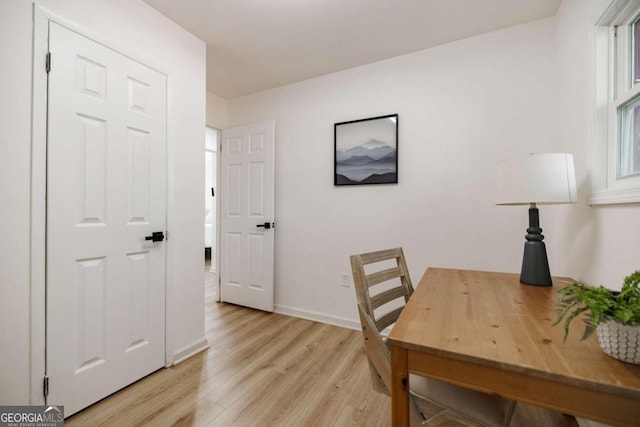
[30,5,172,405]
[216,129,222,301]
[213,127,223,301]
[204,125,222,301]
[205,124,222,280]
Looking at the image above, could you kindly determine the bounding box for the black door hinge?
[45,52,51,73]
[43,375,49,397]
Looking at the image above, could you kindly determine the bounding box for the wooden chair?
[350,248,517,426]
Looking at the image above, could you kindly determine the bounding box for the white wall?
[0,0,34,404]
[0,0,206,404]
[554,0,640,290]
[228,19,565,326]
[207,90,228,129]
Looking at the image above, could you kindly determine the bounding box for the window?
[591,0,640,204]
[618,91,640,177]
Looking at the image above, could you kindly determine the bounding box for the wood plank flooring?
[65,263,579,426]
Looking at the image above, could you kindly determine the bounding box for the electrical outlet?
[341,273,350,288]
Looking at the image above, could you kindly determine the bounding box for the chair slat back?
[350,247,414,334]
[366,266,404,288]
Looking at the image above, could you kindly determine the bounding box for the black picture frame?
[334,114,398,186]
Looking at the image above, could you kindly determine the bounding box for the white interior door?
[220,121,275,312]
[46,22,167,416]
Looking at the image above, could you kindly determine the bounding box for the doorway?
[205,127,219,274]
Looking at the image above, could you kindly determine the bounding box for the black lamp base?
[520,206,552,287]
[521,241,552,286]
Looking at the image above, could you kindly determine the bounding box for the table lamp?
[496,153,577,286]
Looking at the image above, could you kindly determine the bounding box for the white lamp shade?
[496,153,577,205]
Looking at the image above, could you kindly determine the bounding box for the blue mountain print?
[336,139,397,184]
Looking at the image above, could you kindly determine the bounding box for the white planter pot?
[596,320,640,365]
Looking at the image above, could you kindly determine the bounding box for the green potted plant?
[553,270,640,364]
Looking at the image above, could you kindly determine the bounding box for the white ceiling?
[143,0,561,99]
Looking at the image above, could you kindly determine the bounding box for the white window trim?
[589,0,640,205]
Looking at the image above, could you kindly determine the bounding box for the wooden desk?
[387,268,640,427]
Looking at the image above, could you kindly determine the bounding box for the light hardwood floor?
[65,262,579,426]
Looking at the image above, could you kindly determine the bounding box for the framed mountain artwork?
[334,114,398,186]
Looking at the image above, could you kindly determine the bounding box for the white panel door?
[46,22,167,416]
[220,121,275,312]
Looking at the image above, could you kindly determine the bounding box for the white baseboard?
[172,337,209,365]
[274,304,360,331]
